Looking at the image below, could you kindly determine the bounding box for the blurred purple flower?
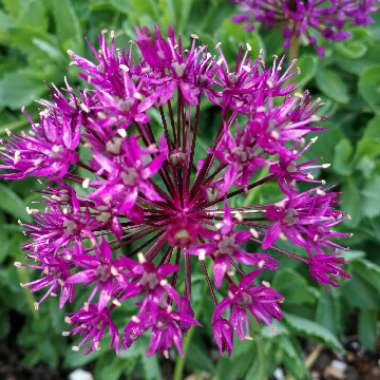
[231,0,380,56]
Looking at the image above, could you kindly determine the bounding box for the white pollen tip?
[311,136,319,143]
[80,103,90,113]
[250,228,259,238]
[137,252,146,263]
[72,346,80,352]
[119,64,129,72]
[246,42,252,51]
[233,211,243,222]
[65,316,72,324]
[191,33,199,39]
[14,261,23,268]
[258,260,265,269]
[82,178,90,189]
[160,279,168,286]
[131,315,140,323]
[134,92,144,100]
[198,249,206,261]
[322,163,331,169]
[245,335,253,341]
[112,299,122,307]
[262,280,270,288]
[33,302,39,311]
[67,49,74,56]
[62,331,70,336]
[117,128,127,138]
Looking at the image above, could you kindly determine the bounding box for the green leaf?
[363,115,380,140]
[358,310,378,350]
[0,10,14,42]
[277,336,309,379]
[353,259,380,295]
[356,156,375,179]
[52,0,83,52]
[221,19,263,57]
[284,313,343,352]
[0,71,45,109]
[342,250,365,262]
[32,38,65,62]
[17,0,48,31]
[358,64,380,112]
[295,54,318,87]
[186,340,215,372]
[341,179,362,227]
[342,274,380,310]
[316,68,349,104]
[335,40,367,59]
[95,355,126,380]
[362,176,380,218]
[315,291,342,336]
[2,0,24,18]
[333,139,353,176]
[215,339,256,380]
[0,184,31,222]
[273,268,317,305]
[142,355,162,380]
[244,340,268,380]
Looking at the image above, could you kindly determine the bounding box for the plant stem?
[289,35,300,62]
[173,281,207,380]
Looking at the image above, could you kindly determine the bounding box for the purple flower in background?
[231,0,380,56]
[2,27,349,357]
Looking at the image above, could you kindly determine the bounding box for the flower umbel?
[2,27,350,357]
[231,0,380,56]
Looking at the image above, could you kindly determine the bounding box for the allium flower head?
[2,26,350,357]
[231,0,380,56]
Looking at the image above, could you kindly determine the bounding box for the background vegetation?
[0,0,379,379]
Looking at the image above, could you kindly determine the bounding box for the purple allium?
[231,0,380,56]
[2,27,350,357]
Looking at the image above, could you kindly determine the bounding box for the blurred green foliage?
[0,1,380,379]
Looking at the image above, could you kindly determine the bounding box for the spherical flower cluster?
[1,27,350,357]
[231,0,380,56]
